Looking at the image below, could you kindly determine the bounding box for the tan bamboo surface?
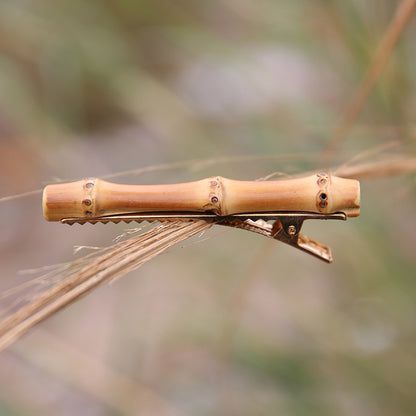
[42,173,360,221]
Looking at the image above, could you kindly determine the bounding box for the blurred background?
[0,0,415,415]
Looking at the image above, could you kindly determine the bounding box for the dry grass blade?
[329,141,416,179]
[0,220,212,353]
[0,189,43,203]
[321,0,416,165]
[335,156,416,179]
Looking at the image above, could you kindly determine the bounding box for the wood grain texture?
[42,173,360,221]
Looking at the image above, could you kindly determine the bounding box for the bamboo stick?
[42,173,360,221]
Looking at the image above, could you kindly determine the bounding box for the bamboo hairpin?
[42,173,360,263]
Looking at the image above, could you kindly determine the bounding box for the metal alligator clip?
[61,211,346,263]
[221,211,347,263]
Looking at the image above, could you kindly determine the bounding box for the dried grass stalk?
[321,0,416,164]
[0,220,212,353]
[335,156,416,179]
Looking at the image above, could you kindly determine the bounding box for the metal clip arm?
[61,211,346,263]
[218,212,346,263]
[269,213,346,263]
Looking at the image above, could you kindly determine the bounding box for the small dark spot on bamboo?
[211,196,218,203]
[85,210,92,215]
[319,200,328,208]
[320,193,327,201]
[83,199,92,206]
[318,177,327,186]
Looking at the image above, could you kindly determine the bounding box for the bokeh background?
[0,1,416,415]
